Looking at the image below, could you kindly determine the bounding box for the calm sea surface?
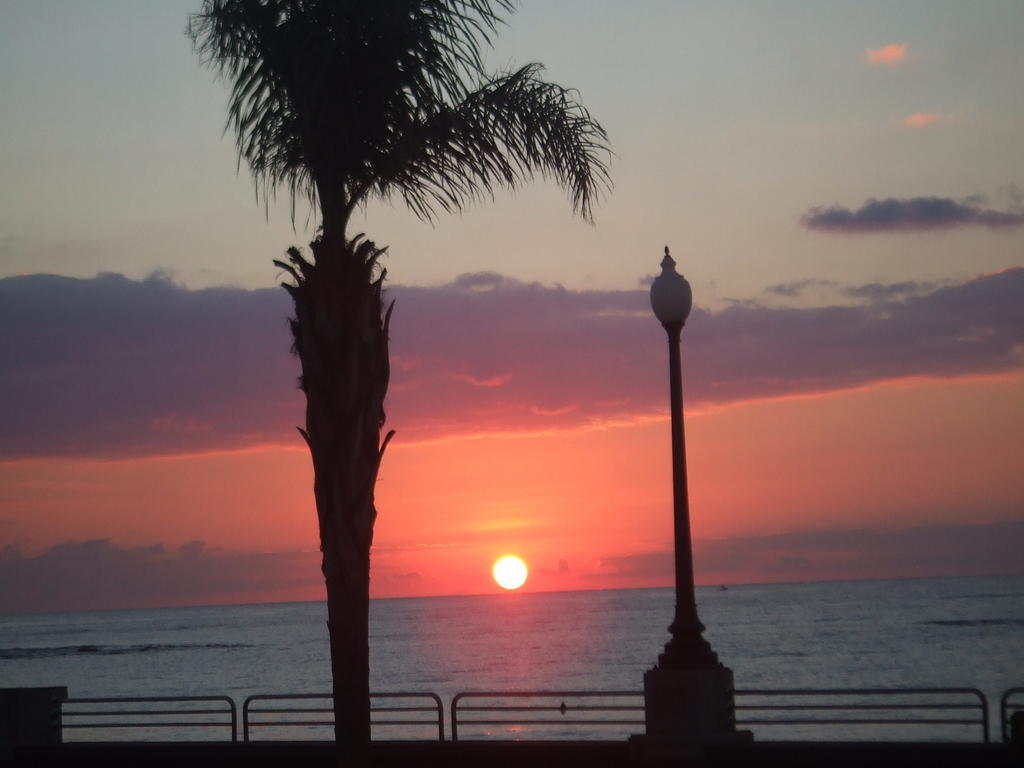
[1,575,1022,742]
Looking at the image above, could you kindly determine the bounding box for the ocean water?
[1,575,1022,742]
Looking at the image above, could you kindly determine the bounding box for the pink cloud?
[0,539,323,612]
[584,520,1024,586]
[529,403,579,417]
[151,414,214,434]
[866,42,908,67]
[2,268,1023,459]
[902,112,940,129]
[452,372,511,388]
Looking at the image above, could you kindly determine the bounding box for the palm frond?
[370,64,611,222]
[189,0,608,231]
[190,1,514,215]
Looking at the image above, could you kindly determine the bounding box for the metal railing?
[734,688,990,743]
[53,686,1019,744]
[59,696,237,742]
[449,687,992,743]
[450,691,643,742]
[1001,687,1024,744]
[242,692,444,742]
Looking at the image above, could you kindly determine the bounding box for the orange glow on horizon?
[2,373,1022,607]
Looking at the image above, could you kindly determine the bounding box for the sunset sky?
[2,1,1023,613]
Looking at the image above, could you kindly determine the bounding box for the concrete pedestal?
[0,686,67,759]
[630,666,752,761]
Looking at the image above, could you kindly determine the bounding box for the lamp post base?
[631,665,752,760]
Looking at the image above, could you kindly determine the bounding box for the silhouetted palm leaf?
[189,0,608,229]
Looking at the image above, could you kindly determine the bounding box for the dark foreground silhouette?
[8,740,1021,768]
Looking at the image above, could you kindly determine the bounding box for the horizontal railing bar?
[736,688,984,696]
[248,719,440,726]
[246,706,440,715]
[244,721,333,727]
[736,703,981,712]
[371,720,443,726]
[456,719,643,726]
[62,700,233,708]
[63,708,230,717]
[63,721,228,729]
[246,708,333,715]
[457,705,644,713]
[243,693,438,700]
[372,707,439,713]
[741,718,983,726]
[453,691,640,698]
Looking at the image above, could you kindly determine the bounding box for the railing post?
[428,693,444,742]
[450,694,461,743]
[55,697,65,744]
[975,689,989,744]
[242,696,252,742]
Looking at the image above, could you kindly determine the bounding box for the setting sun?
[492,555,528,590]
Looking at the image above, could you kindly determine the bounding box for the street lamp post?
[633,247,750,756]
[649,246,720,671]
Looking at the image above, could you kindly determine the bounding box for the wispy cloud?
[802,196,1024,233]
[4,519,1021,612]
[842,280,934,301]
[588,550,673,581]
[0,539,323,613]
[0,273,299,458]
[902,111,941,129]
[866,42,908,67]
[767,279,934,303]
[1,268,1023,459]
[764,278,838,298]
[585,520,1024,585]
[451,372,511,388]
[695,520,1024,583]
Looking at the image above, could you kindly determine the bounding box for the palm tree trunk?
[276,229,392,766]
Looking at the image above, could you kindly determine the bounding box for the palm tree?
[189,0,609,759]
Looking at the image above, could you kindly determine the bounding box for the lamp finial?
[661,246,675,270]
